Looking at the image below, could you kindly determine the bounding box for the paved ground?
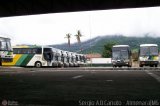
[0,67,160,106]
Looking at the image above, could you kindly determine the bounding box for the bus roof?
[113,45,129,48]
[12,45,52,48]
[140,44,158,47]
[0,37,11,41]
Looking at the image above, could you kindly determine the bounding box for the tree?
[102,42,117,58]
[75,30,83,43]
[75,30,83,52]
[65,33,71,47]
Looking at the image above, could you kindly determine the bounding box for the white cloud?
[0,6,160,45]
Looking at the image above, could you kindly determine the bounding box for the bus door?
[43,48,53,66]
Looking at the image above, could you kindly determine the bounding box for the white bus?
[71,52,79,67]
[112,45,132,67]
[61,50,69,67]
[139,44,159,67]
[76,54,86,66]
[0,37,13,66]
[52,48,63,67]
[2,46,56,67]
[66,51,74,67]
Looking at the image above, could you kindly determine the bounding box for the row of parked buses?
[1,37,159,68]
[2,45,87,68]
[111,44,159,67]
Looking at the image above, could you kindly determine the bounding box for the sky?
[0,6,160,46]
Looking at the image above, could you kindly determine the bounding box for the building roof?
[86,53,102,59]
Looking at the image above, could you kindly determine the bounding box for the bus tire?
[150,65,154,67]
[128,65,132,67]
[113,65,117,68]
[35,62,42,68]
[155,64,158,67]
[139,64,143,67]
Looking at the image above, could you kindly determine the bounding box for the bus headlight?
[112,60,116,62]
[124,60,129,63]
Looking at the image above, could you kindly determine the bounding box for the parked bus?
[61,50,69,67]
[2,46,55,67]
[51,48,63,67]
[76,54,86,66]
[71,52,79,67]
[75,54,81,66]
[0,37,13,66]
[66,51,74,67]
[139,44,159,67]
[112,45,132,67]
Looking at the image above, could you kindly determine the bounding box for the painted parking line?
[72,75,84,79]
[145,70,160,83]
[90,71,97,74]
[106,80,113,82]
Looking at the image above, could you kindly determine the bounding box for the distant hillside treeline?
[50,35,160,54]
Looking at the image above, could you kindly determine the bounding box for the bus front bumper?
[112,62,129,66]
[140,61,159,66]
[112,60,130,67]
[1,58,13,62]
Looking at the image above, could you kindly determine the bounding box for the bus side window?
[18,49,22,54]
[32,49,35,54]
[23,49,27,54]
[13,49,17,54]
[17,49,20,54]
[36,48,42,54]
[27,48,31,54]
[20,49,24,54]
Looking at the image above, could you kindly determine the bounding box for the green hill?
[50,35,160,54]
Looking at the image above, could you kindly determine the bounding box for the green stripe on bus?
[16,54,28,66]
[21,54,34,66]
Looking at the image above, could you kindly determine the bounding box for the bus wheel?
[128,65,131,67]
[35,62,42,68]
[155,64,158,67]
[113,65,117,68]
[150,65,154,67]
[139,65,143,67]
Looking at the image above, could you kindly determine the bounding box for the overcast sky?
[0,6,160,46]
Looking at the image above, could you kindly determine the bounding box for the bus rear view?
[139,44,159,67]
[112,45,132,67]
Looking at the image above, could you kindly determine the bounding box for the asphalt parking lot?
[0,67,160,106]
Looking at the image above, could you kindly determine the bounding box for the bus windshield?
[140,46,158,56]
[0,41,12,51]
[112,50,128,59]
[121,50,129,59]
[112,46,129,60]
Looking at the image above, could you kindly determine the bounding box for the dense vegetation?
[102,42,117,58]
[50,35,160,54]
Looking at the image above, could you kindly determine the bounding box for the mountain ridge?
[49,35,160,54]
